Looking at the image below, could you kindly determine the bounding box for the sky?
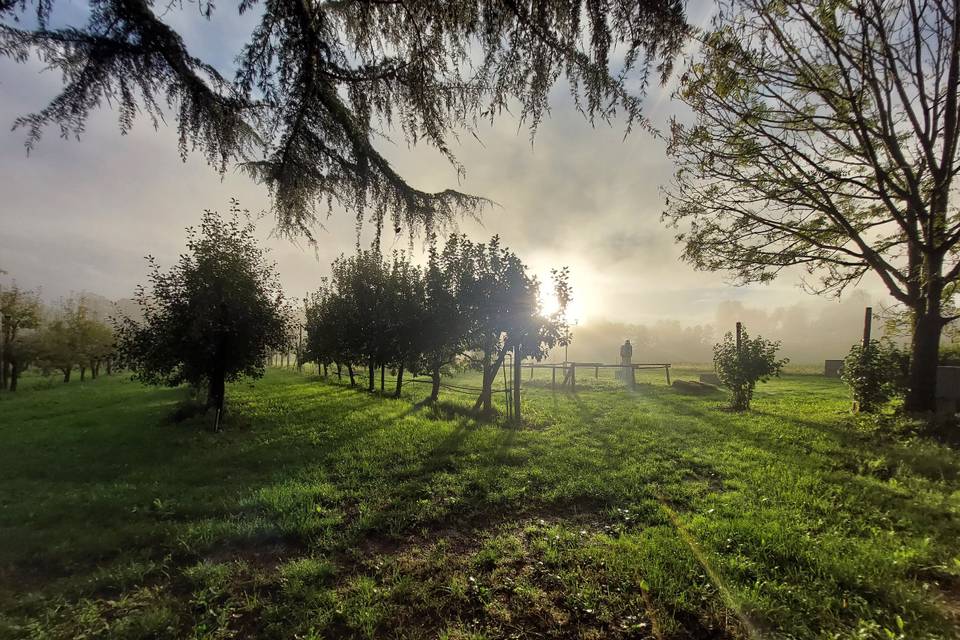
[0,1,892,334]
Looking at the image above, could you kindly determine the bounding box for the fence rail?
[519,361,671,389]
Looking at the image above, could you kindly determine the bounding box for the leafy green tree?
[4,329,41,391]
[0,283,41,390]
[457,236,568,415]
[383,252,426,398]
[842,340,908,413]
[82,319,115,379]
[664,0,960,413]
[304,234,567,415]
[35,317,79,383]
[417,236,474,402]
[713,326,788,411]
[1,0,686,237]
[115,202,291,413]
[307,249,426,395]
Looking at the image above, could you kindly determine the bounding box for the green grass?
[0,367,958,639]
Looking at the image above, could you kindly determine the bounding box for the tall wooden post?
[503,354,512,420]
[736,321,743,356]
[862,307,873,353]
[513,344,522,423]
[0,309,5,394]
[297,323,303,372]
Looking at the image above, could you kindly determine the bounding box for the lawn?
[0,367,958,639]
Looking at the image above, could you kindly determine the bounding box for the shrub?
[713,327,788,411]
[841,339,907,412]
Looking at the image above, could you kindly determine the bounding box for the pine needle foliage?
[1,0,687,239]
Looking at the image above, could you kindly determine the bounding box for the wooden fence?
[520,361,671,392]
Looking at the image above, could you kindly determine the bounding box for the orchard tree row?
[0,287,115,391]
[304,235,572,415]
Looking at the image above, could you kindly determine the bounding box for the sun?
[539,276,587,324]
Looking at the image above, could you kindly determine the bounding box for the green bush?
[841,339,907,412]
[713,327,788,411]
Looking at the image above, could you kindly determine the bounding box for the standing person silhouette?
[618,339,633,381]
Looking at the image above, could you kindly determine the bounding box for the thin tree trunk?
[106,358,113,375]
[368,358,375,392]
[207,369,226,412]
[430,363,441,401]
[473,347,508,413]
[322,363,328,378]
[62,367,71,383]
[80,366,86,382]
[9,360,18,392]
[337,362,342,381]
[380,364,385,392]
[394,364,404,398]
[348,363,355,386]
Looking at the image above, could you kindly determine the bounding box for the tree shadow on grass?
[650,393,960,541]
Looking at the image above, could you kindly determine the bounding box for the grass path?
[0,369,958,639]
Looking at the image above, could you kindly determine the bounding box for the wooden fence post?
[513,345,522,423]
[862,307,872,353]
[552,365,556,390]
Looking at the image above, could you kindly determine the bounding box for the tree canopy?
[664,0,960,412]
[115,201,291,413]
[1,0,687,239]
[304,234,570,415]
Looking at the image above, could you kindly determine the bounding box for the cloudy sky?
[0,1,891,329]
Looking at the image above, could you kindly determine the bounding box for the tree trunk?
[62,367,71,383]
[207,369,226,412]
[79,366,86,382]
[336,362,342,381]
[322,363,328,378]
[380,364,385,392]
[9,360,19,392]
[430,364,441,402]
[90,360,98,379]
[368,358,375,392]
[348,363,355,386]
[394,364,404,398]
[473,352,493,412]
[473,347,508,413]
[106,358,113,375]
[904,307,944,413]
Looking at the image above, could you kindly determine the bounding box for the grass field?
[0,367,958,639]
